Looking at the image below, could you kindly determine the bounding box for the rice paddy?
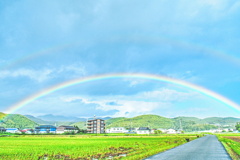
[0,135,198,160]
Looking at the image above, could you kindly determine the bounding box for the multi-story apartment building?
[87,119,105,134]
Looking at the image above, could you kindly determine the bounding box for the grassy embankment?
[0,134,200,160]
[217,133,240,160]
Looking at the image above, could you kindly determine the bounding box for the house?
[56,126,78,134]
[166,129,177,134]
[136,127,151,134]
[6,128,21,133]
[106,127,127,133]
[87,119,105,134]
[35,125,56,134]
[124,128,137,134]
[20,129,34,134]
[0,127,6,132]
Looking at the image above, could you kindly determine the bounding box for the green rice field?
[0,135,198,160]
[217,133,240,160]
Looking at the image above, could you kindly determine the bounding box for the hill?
[37,114,86,122]
[2,112,239,131]
[106,115,173,129]
[173,117,205,124]
[71,121,86,129]
[105,115,237,131]
[172,117,218,131]
[25,115,49,124]
[25,115,74,126]
[105,117,126,126]
[0,113,38,129]
[0,112,6,121]
[203,117,240,125]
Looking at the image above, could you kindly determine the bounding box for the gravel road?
[144,135,232,160]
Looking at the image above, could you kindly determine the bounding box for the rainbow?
[1,37,240,71]
[0,43,73,70]
[4,73,240,116]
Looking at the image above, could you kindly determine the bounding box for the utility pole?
[179,118,182,131]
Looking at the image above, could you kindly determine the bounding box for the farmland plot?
[0,135,197,160]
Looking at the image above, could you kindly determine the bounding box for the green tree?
[154,130,163,134]
[235,122,240,131]
[73,125,80,133]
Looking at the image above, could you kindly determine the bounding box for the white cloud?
[123,78,148,87]
[0,68,53,82]
[63,96,165,117]
[57,63,86,76]
[0,63,86,82]
[139,88,199,102]
[61,88,198,117]
[98,100,166,117]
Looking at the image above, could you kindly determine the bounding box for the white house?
[6,128,21,133]
[56,126,78,134]
[136,127,151,134]
[166,129,177,134]
[106,127,127,133]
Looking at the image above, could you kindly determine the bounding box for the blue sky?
[0,0,240,118]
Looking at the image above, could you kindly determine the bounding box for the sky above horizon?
[0,0,240,118]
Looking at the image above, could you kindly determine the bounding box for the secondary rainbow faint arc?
[5,73,240,114]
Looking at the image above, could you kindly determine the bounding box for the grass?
[217,133,240,160]
[0,134,199,160]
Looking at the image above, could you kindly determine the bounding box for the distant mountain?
[0,112,6,120]
[2,112,239,131]
[105,115,239,131]
[106,114,173,129]
[0,113,38,129]
[25,115,49,124]
[37,114,86,122]
[203,117,240,125]
[101,117,112,120]
[173,117,205,124]
[172,117,218,131]
[172,116,240,129]
[25,115,75,126]
[71,121,86,129]
[105,117,126,126]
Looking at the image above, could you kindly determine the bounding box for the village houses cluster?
[0,118,183,134]
[0,118,235,134]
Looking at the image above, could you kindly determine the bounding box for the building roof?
[35,125,56,129]
[0,127,6,131]
[138,127,151,130]
[110,127,125,129]
[88,118,104,121]
[58,126,77,129]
